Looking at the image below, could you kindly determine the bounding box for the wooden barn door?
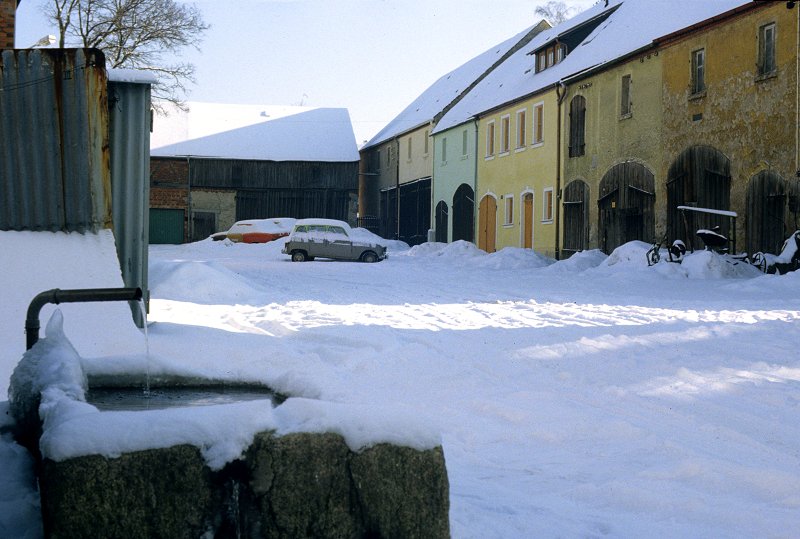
[598,162,655,253]
[747,171,786,255]
[435,200,449,243]
[452,184,475,243]
[523,193,533,249]
[562,180,589,257]
[667,146,731,247]
[478,195,497,253]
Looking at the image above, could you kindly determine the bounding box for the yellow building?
[476,90,559,256]
[560,45,663,254]
[658,1,798,255]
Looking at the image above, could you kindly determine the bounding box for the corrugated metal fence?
[0,48,111,232]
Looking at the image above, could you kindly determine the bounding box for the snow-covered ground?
[2,230,800,537]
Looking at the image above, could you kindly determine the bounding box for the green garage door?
[149,208,185,244]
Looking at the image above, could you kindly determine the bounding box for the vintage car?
[211,218,296,243]
[281,219,387,262]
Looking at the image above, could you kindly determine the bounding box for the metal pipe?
[25,287,143,350]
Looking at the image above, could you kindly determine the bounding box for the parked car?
[281,219,387,262]
[211,218,296,243]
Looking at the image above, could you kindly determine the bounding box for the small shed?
[149,103,360,243]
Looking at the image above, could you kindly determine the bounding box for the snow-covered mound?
[474,247,555,270]
[149,259,263,303]
[401,240,486,259]
[600,241,653,270]
[679,250,763,279]
[543,249,607,273]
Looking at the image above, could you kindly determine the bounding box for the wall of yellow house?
[477,90,559,256]
[660,2,797,253]
[561,49,663,253]
[398,127,433,184]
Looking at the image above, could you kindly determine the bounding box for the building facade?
[431,121,478,244]
[561,46,663,255]
[658,1,798,255]
[476,89,560,256]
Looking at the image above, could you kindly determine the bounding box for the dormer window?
[534,43,567,73]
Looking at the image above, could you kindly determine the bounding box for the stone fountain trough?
[9,312,450,538]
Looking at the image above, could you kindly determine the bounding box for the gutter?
[555,82,568,260]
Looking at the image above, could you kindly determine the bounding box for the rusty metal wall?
[0,48,111,232]
[108,78,151,322]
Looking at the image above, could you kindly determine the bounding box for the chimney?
[1,0,18,50]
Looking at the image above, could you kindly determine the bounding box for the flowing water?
[85,386,277,411]
[138,299,151,395]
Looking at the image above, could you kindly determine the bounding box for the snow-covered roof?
[363,22,548,150]
[434,0,750,134]
[107,68,158,84]
[150,102,359,162]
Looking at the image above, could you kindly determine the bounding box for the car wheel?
[291,250,307,262]
[361,251,378,263]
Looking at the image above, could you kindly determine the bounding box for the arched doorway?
[478,195,497,253]
[452,184,475,243]
[562,179,589,256]
[435,201,449,243]
[667,146,731,246]
[747,170,786,255]
[598,162,655,253]
[522,192,534,249]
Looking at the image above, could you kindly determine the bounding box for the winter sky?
[14,0,597,145]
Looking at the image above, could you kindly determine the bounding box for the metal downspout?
[555,82,568,260]
[186,156,192,243]
[474,118,480,244]
[395,138,401,240]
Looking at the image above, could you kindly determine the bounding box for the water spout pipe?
[25,287,143,350]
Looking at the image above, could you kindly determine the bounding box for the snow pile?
[680,250,763,280]
[474,247,555,270]
[0,426,41,538]
[9,311,87,426]
[598,240,652,270]
[401,240,487,260]
[149,259,263,304]
[543,249,607,273]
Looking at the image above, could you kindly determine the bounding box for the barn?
[149,102,359,243]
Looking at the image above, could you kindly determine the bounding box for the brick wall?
[151,157,189,187]
[0,0,16,50]
[150,157,189,210]
[150,187,188,209]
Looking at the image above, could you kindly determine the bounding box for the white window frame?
[462,129,468,158]
[542,188,554,223]
[504,194,514,226]
[532,102,544,146]
[515,108,527,150]
[500,114,511,154]
[691,48,706,95]
[620,74,632,118]
[486,120,496,158]
[758,22,777,77]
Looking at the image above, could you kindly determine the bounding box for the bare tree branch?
[535,1,578,26]
[40,0,209,110]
